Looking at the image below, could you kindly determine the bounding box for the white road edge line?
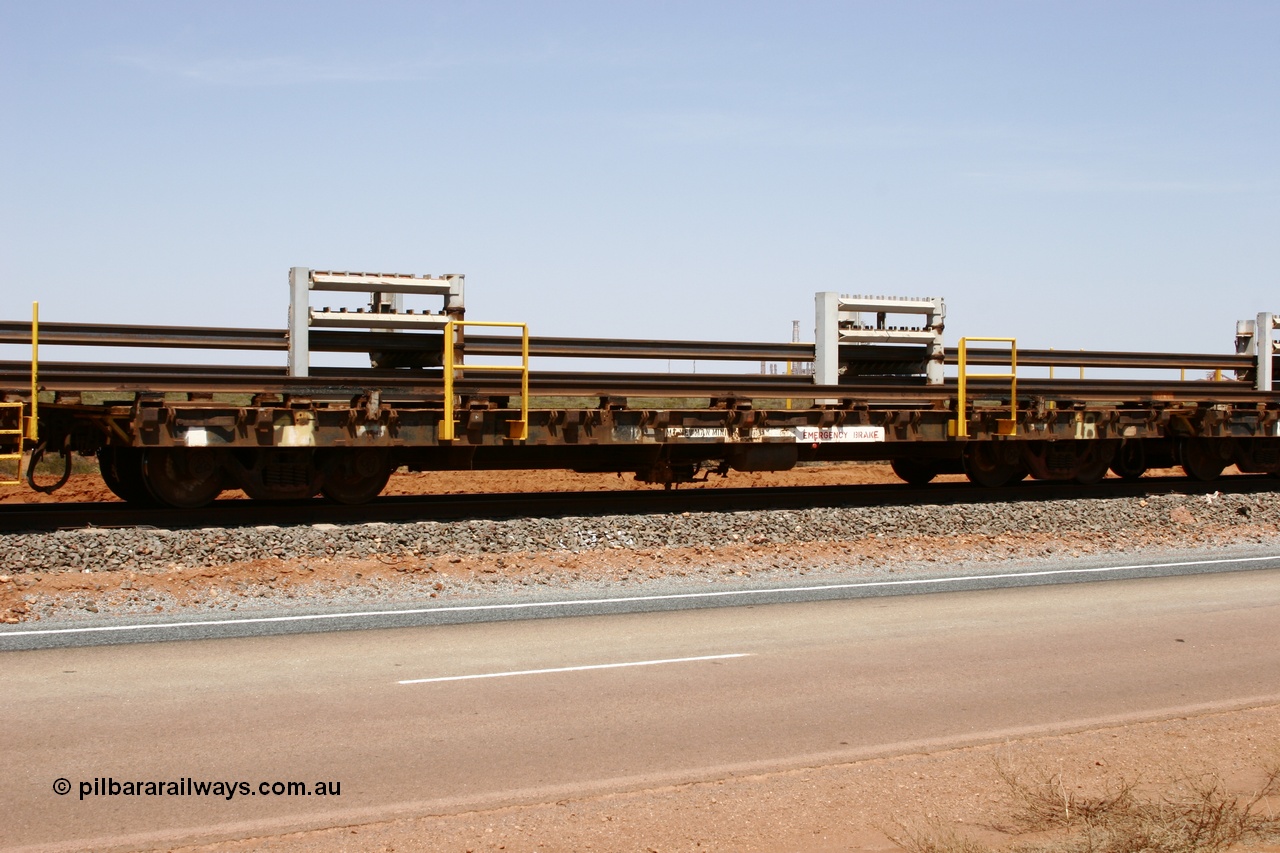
[398,653,752,685]
[3,553,1277,638]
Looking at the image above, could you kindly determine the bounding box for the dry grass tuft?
[889,818,994,853]
[892,761,1280,853]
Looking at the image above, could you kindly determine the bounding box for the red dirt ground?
[0,461,1228,504]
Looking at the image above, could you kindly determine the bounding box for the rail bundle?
[0,267,1277,508]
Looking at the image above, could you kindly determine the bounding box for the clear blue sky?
[2,1,1276,367]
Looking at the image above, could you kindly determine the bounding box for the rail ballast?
[0,267,1277,507]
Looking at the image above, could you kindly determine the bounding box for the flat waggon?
[1,268,1276,507]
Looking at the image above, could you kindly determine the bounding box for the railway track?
[3,474,1274,534]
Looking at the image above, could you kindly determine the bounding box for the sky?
[1,1,1277,372]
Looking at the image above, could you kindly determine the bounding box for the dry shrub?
[1064,767,1280,853]
[992,760,1140,832]
[891,762,1280,853]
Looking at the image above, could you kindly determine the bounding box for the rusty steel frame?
[33,396,1276,466]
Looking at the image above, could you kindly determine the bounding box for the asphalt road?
[3,565,1280,852]
[4,551,1280,650]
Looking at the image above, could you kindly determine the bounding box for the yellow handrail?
[29,301,38,442]
[440,320,529,442]
[954,336,1017,439]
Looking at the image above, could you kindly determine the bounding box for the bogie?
[890,457,940,486]
[1178,438,1231,482]
[1109,440,1148,480]
[963,443,1027,488]
[1021,440,1116,485]
[319,449,393,504]
[98,447,157,505]
[142,448,225,508]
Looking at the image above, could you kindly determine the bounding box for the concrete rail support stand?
[814,291,946,405]
[1238,312,1278,392]
[286,268,466,378]
[288,266,311,378]
[814,291,841,398]
[1259,312,1276,392]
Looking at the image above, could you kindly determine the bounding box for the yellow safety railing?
[953,336,1017,439]
[1,302,38,486]
[440,320,529,442]
[29,301,38,442]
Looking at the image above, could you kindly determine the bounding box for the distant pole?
[789,320,799,375]
[786,320,800,410]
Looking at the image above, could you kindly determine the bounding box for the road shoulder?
[174,703,1280,853]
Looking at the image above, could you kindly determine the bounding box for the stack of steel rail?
[0,320,1255,400]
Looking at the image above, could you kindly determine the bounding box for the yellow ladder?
[0,402,23,485]
[440,320,529,442]
[952,336,1017,438]
[1,302,38,486]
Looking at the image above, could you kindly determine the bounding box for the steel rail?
[0,360,1267,403]
[0,321,286,350]
[465,335,813,362]
[0,322,812,362]
[0,361,924,398]
[466,341,1253,371]
[0,321,1253,371]
[962,348,1254,370]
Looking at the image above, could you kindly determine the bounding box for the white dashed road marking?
[397,653,753,685]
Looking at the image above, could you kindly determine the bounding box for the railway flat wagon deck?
[1,268,1278,507]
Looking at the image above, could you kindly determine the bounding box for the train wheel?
[1109,440,1147,480]
[1179,438,1228,482]
[143,449,225,508]
[890,457,938,485]
[98,447,157,505]
[320,449,392,504]
[1073,445,1112,485]
[963,443,1025,487]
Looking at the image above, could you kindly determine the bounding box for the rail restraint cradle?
[1,267,1277,507]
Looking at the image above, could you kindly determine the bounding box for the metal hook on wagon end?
[26,438,72,494]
